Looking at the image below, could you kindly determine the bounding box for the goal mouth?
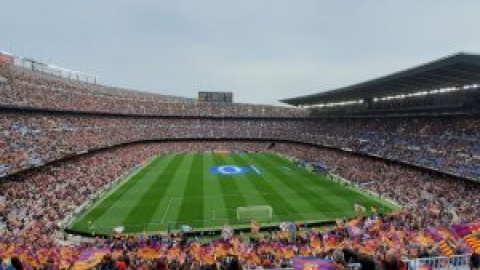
[236,205,273,222]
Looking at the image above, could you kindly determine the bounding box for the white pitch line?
[160,197,176,224]
[249,165,262,175]
[73,156,158,228]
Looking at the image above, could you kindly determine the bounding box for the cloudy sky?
[1,1,480,105]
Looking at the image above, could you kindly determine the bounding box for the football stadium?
[1,2,480,270]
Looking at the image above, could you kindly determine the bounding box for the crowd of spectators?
[0,64,306,118]
[1,62,479,180]
[0,113,307,177]
[272,143,480,225]
[300,117,480,180]
[1,61,480,269]
[1,111,479,181]
[0,141,479,269]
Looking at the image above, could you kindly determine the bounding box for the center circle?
[218,166,242,175]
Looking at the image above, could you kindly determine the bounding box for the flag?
[293,257,335,270]
[451,223,473,238]
[425,227,445,242]
[464,233,480,252]
[323,233,338,248]
[137,247,161,260]
[347,225,364,238]
[73,249,107,270]
[437,239,455,257]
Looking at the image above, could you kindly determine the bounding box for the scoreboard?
[198,92,233,103]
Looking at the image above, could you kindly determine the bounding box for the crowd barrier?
[253,256,471,270]
[403,255,471,270]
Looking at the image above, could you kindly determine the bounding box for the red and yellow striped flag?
[464,233,480,252]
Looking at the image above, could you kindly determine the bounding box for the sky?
[1,1,480,105]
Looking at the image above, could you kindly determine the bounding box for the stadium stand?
[0,141,479,269]
[0,63,307,118]
[1,54,480,269]
[1,113,479,180]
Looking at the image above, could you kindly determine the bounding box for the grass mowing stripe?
[266,153,395,214]
[251,154,349,215]
[70,157,162,231]
[262,153,365,215]
[219,155,272,220]
[69,153,397,234]
[121,154,185,229]
[176,154,204,227]
[202,154,229,228]
[146,154,196,231]
[230,153,304,222]
[212,154,248,223]
[91,155,179,233]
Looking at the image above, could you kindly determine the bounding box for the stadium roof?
[281,53,480,106]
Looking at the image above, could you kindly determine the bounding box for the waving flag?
[347,225,364,238]
[438,239,455,257]
[425,227,445,242]
[293,257,335,270]
[464,233,480,252]
[73,249,107,270]
[451,223,473,238]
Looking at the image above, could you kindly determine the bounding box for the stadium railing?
[403,255,471,270]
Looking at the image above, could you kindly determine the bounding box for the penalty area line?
[160,197,177,224]
[249,165,262,175]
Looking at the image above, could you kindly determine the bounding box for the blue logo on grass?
[210,165,251,175]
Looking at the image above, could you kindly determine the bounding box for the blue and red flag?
[451,223,473,238]
[293,257,336,270]
[425,227,445,242]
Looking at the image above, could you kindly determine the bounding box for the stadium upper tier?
[1,112,479,181]
[0,63,307,118]
[282,53,480,116]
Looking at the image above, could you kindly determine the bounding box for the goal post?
[237,205,273,222]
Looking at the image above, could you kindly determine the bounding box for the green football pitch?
[68,152,397,235]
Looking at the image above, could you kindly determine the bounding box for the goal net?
[237,205,273,222]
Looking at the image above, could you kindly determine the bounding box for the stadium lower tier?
[0,140,479,270]
[1,111,480,181]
